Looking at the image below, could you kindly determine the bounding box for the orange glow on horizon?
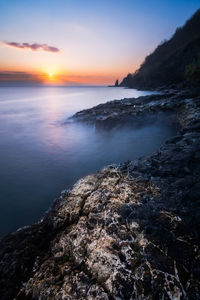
[33,68,127,85]
[0,55,140,85]
[0,66,134,85]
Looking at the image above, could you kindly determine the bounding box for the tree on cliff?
[185,52,200,84]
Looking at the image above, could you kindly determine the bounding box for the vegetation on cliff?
[120,9,200,89]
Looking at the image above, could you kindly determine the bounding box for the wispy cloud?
[3,42,60,53]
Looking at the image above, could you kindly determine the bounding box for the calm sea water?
[0,86,174,236]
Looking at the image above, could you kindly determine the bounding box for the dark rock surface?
[0,92,200,299]
[69,90,197,130]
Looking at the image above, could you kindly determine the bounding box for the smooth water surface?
[0,86,174,236]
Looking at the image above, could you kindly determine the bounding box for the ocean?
[0,86,174,236]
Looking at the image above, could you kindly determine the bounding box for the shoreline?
[0,90,200,299]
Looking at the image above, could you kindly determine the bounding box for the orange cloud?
[4,42,60,53]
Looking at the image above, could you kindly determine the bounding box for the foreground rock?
[0,92,200,299]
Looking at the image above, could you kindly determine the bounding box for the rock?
[0,92,200,299]
[69,93,200,132]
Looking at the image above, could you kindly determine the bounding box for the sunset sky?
[0,0,200,85]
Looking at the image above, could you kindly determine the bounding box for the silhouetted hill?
[120,9,200,89]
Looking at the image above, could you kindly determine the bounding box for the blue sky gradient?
[0,0,199,84]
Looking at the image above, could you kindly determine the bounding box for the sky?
[0,0,200,85]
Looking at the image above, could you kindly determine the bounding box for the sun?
[49,72,53,78]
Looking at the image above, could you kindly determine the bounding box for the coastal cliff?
[120,9,200,89]
[0,91,200,299]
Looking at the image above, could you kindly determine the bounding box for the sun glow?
[42,67,64,83]
[45,70,59,83]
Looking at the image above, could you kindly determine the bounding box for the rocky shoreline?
[0,91,200,299]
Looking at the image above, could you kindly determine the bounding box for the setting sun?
[49,72,53,78]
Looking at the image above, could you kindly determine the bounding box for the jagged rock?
[0,92,200,299]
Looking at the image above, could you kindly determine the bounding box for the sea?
[0,86,175,236]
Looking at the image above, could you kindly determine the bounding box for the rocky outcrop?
[69,90,198,130]
[0,92,200,299]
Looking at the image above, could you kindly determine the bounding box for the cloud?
[0,71,43,84]
[3,42,60,53]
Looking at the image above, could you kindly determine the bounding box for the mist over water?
[0,86,175,236]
